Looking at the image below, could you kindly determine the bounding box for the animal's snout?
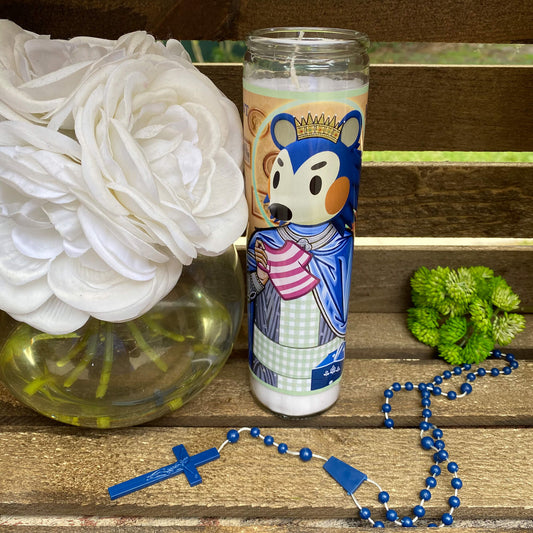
[269,203,293,222]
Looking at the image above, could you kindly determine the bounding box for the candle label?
[244,82,368,398]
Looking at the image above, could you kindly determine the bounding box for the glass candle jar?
[243,27,369,417]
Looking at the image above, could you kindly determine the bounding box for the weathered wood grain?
[357,163,533,238]
[0,527,531,533]
[201,64,533,152]
[1,0,531,42]
[0,425,531,519]
[1,359,531,428]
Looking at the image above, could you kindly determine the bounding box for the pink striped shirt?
[258,240,319,300]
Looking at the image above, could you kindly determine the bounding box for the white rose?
[0,26,247,335]
[0,20,191,129]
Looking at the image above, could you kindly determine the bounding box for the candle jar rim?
[247,27,369,56]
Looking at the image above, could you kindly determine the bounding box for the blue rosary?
[108,350,519,527]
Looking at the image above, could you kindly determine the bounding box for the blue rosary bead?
[421,398,431,407]
[447,391,457,400]
[404,381,414,391]
[491,368,500,377]
[511,360,519,369]
[264,435,275,446]
[384,389,394,398]
[437,449,449,462]
[382,403,392,413]
[426,476,437,488]
[503,366,512,375]
[463,364,471,370]
[432,428,443,439]
[299,447,313,461]
[278,443,288,454]
[506,353,515,362]
[401,516,413,527]
[378,491,390,503]
[432,386,442,396]
[453,367,462,375]
[392,382,402,391]
[467,372,476,381]
[430,464,441,476]
[373,521,385,528]
[421,390,431,399]
[447,461,459,473]
[413,504,426,517]
[250,427,261,438]
[418,383,427,392]
[449,495,461,508]
[386,509,398,522]
[443,370,452,379]
[384,418,395,428]
[433,375,443,385]
[419,421,430,431]
[493,349,502,358]
[227,429,240,443]
[422,408,432,418]
[477,367,487,376]
[420,489,432,501]
[460,383,473,394]
[421,436,434,450]
[441,512,454,525]
[434,439,445,450]
[428,523,438,527]
[451,477,463,489]
[359,507,371,519]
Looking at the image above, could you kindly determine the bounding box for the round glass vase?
[0,246,244,428]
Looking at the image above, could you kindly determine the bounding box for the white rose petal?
[47,251,181,321]
[11,296,89,335]
[0,273,52,315]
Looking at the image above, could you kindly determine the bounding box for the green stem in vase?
[63,323,100,388]
[143,315,185,343]
[56,329,91,368]
[127,321,168,372]
[96,322,114,399]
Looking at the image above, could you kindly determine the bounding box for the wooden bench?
[0,1,532,530]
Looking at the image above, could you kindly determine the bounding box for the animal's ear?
[338,110,362,149]
[270,113,297,149]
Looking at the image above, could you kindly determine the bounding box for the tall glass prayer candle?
[243,27,369,417]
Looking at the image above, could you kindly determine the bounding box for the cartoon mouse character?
[247,109,363,396]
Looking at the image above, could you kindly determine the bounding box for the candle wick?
[289,30,305,89]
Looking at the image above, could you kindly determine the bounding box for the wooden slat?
[0,516,530,533]
[2,359,532,427]
[201,64,533,152]
[358,163,532,238]
[1,0,532,43]
[0,425,531,519]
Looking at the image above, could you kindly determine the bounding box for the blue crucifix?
[108,444,220,500]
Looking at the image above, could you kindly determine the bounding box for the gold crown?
[295,113,341,142]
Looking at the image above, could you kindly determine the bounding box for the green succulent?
[407,266,526,364]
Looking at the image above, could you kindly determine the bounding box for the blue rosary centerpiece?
[108,351,518,527]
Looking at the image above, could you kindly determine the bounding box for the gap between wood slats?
[1,360,531,428]
[199,64,533,152]
[0,426,531,519]
[2,0,531,43]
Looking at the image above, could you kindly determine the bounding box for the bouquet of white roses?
[0,20,247,335]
